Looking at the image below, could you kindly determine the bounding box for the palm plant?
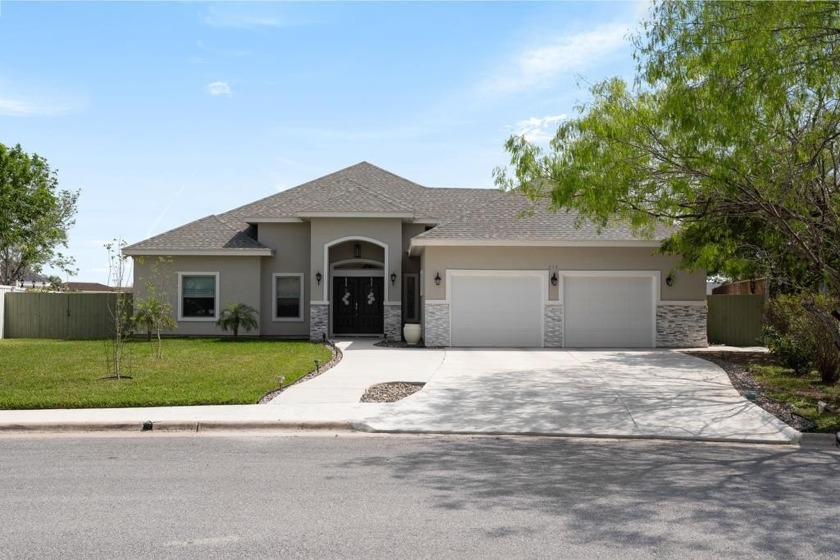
[216,303,259,338]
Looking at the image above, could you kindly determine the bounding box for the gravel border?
[682,351,817,432]
[373,340,427,349]
[257,342,343,404]
[360,382,425,403]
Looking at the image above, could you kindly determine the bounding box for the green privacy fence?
[707,294,765,347]
[2,292,132,339]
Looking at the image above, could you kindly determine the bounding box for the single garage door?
[450,273,543,347]
[564,275,654,347]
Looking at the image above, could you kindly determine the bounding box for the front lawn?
[0,338,332,409]
[751,363,840,432]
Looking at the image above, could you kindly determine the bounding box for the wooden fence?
[2,292,132,339]
[707,294,765,347]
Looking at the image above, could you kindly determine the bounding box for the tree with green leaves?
[133,290,177,358]
[216,303,259,338]
[0,143,79,285]
[496,0,840,353]
[132,256,176,358]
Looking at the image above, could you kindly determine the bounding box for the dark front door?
[332,276,384,335]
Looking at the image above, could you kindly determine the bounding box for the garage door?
[450,273,543,347]
[564,276,654,347]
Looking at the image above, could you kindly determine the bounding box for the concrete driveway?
[340,343,798,443]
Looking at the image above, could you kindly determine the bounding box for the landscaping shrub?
[764,294,840,383]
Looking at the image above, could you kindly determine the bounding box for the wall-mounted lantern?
[390,272,397,285]
[434,272,441,286]
[316,271,322,285]
[666,273,675,287]
[550,273,558,287]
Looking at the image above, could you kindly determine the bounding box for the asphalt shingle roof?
[124,215,268,253]
[125,162,666,254]
[414,192,669,242]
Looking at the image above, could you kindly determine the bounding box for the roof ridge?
[343,176,417,210]
[356,161,429,191]
[294,181,415,214]
[212,213,244,232]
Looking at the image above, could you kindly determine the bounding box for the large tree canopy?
[496,1,840,296]
[0,143,79,285]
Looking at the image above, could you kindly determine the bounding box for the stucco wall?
[421,246,706,303]
[309,218,403,305]
[257,223,311,338]
[132,255,261,336]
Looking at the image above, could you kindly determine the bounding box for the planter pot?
[403,323,422,345]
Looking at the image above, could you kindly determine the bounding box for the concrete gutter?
[0,420,354,434]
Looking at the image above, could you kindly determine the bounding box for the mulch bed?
[683,351,817,432]
[360,382,425,403]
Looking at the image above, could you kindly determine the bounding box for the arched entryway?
[323,237,388,337]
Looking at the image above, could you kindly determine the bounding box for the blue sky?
[0,1,646,285]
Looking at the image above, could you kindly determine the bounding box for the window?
[274,273,303,321]
[403,274,419,322]
[179,273,218,320]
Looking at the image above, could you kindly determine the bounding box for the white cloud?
[202,6,299,29]
[483,23,630,96]
[511,114,568,142]
[0,97,71,116]
[206,81,232,97]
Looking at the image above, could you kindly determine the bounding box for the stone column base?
[310,303,329,341]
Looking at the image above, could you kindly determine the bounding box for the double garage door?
[449,272,654,348]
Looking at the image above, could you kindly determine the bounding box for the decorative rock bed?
[360,382,425,403]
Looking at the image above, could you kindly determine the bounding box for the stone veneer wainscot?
[309,303,329,341]
[656,303,708,347]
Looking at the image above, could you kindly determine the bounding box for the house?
[63,282,119,292]
[19,271,50,289]
[124,162,708,348]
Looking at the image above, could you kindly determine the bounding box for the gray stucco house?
[124,162,708,347]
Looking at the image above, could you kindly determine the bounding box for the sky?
[0,0,647,286]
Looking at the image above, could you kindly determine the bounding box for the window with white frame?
[179,273,218,320]
[274,273,303,321]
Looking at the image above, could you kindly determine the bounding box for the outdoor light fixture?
[316,271,322,285]
[550,273,558,287]
[666,273,675,287]
[434,272,441,286]
[353,243,362,258]
[390,272,397,285]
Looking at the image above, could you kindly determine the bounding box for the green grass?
[0,338,332,409]
[752,364,840,432]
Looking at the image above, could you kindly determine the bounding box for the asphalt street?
[1,433,838,559]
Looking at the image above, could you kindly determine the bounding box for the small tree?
[133,289,176,358]
[104,239,132,378]
[216,303,259,338]
[132,257,176,358]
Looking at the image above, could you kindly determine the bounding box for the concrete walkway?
[0,340,800,443]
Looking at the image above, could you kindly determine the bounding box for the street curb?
[352,423,800,446]
[798,432,840,451]
[0,421,354,434]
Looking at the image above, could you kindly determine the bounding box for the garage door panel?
[451,275,542,347]
[564,276,654,347]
